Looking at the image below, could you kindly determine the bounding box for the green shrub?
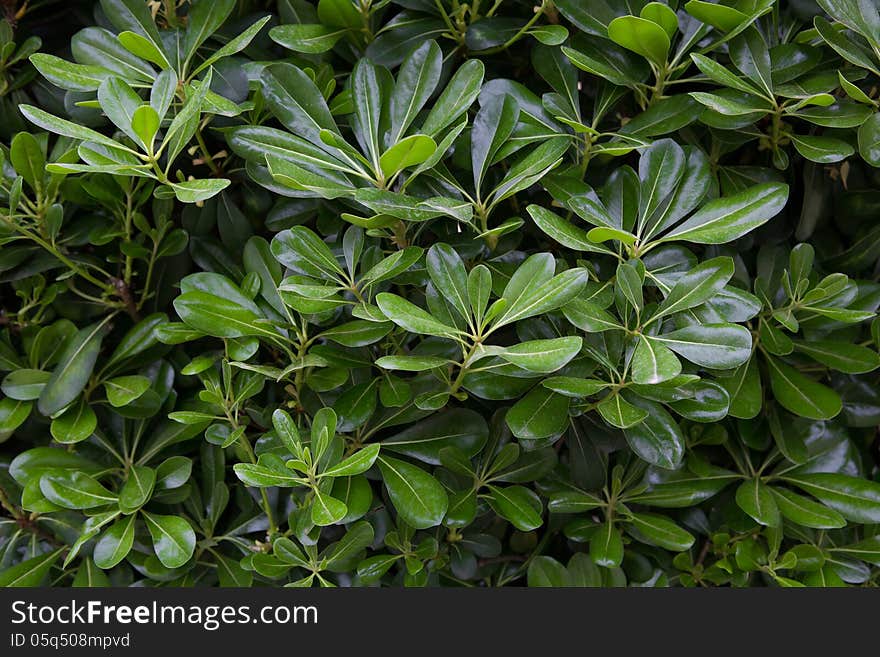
[1,0,880,588]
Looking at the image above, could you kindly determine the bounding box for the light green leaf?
[607,15,671,66]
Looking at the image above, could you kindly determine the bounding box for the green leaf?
[377,455,448,529]
[104,375,151,407]
[527,205,611,254]
[131,104,160,151]
[10,447,104,483]
[390,40,441,142]
[630,468,738,507]
[548,489,604,513]
[607,15,671,66]
[729,27,774,97]
[498,337,583,373]
[719,357,762,419]
[119,465,156,514]
[468,264,492,326]
[689,53,765,97]
[50,399,97,444]
[622,398,685,469]
[591,521,623,567]
[270,24,348,54]
[38,319,109,416]
[492,137,568,203]
[563,38,649,89]
[29,53,114,92]
[528,556,570,586]
[155,456,192,490]
[169,179,231,203]
[0,398,32,442]
[627,512,695,551]
[0,549,63,587]
[374,355,449,371]
[791,134,854,164]
[651,256,735,321]
[376,293,463,339]
[73,558,111,587]
[616,261,644,310]
[273,225,346,280]
[506,387,570,439]
[530,24,570,45]
[379,134,437,178]
[771,487,846,529]
[351,58,383,168]
[494,268,588,328]
[215,552,253,586]
[660,183,789,244]
[382,409,488,464]
[542,376,609,397]
[234,455,302,487]
[183,0,235,61]
[325,521,375,570]
[117,30,170,68]
[631,336,682,384]
[637,139,689,229]
[426,243,470,324]
[321,444,381,478]
[640,2,679,39]
[311,489,348,526]
[735,479,781,527]
[858,113,880,167]
[173,290,270,339]
[619,95,701,138]
[193,16,271,75]
[654,323,752,369]
[471,94,519,192]
[782,473,880,523]
[795,340,880,374]
[690,91,771,116]
[317,0,362,28]
[817,0,880,41]
[71,25,155,81]
[100,0,167,59]
[588,226,637,246]
[320,320,392,348]
[835,536,880,565]
[766,355,842,420]
[163,69,214,163]
[97,76,146,147]
[2,369,51,401]
[597,393,648,429]
[485,485,544,531]
[94,515,136,568]
[20,104,132,153]
[40,471,117,509]
[685,0,755,31]
[10,131,45,192]
[421,59,485,137]
[142,511,196,568]
[554,0,616,36]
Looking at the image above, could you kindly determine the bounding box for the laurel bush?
[1,0,880,588]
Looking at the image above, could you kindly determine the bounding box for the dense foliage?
[1,0,880,588]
